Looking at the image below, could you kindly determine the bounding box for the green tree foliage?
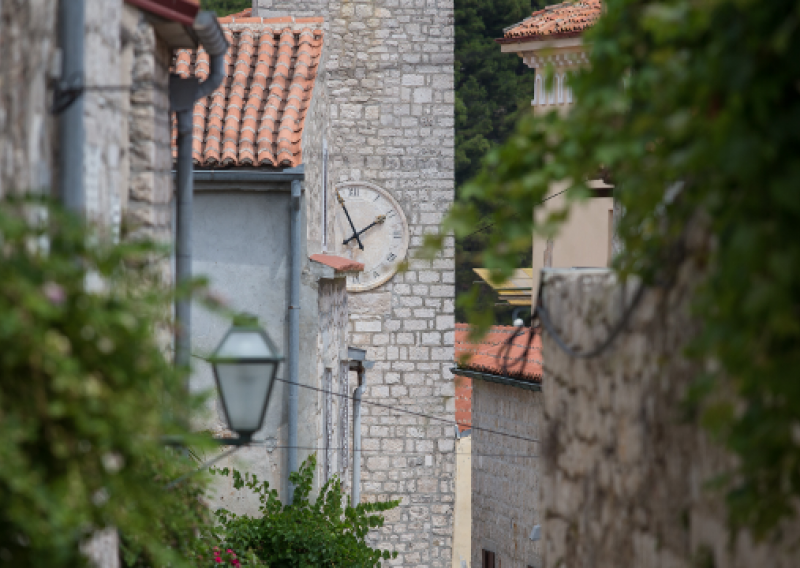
[454,0,539,323]
[436,0,800,537]
[201,0,251,16]
[455,0,537,186]
[209,454,399,567]
[0,197,214,566]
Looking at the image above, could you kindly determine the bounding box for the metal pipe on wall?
[287,179,302,503]
[352,371,366,505]
[174,109,193,370]
[58,0,85,212]
[172,12,228,371]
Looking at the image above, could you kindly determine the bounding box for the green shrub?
[0,197,214,566]
[209,454,399,567]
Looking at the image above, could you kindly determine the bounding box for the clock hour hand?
[343,215,386,246]
[336,191,364,250]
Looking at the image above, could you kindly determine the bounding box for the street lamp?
[210,319,283,444]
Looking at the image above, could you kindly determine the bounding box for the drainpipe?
[287,179,302,503]
[172,12,228,371]
[58,0,85,212]
[351,357,373,505]
[352,371,365,505]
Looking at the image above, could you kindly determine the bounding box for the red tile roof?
[310,254,365,273]
[499,0,602,44]
[172,15,324,168]
[454,324,542,383]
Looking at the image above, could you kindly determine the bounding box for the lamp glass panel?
[216,331,274,359]
[216,362,274,432]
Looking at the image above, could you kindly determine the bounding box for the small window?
[482,549,495,568]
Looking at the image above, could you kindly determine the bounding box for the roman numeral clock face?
[333,182,410,292]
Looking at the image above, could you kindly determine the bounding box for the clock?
[332,181,410,292]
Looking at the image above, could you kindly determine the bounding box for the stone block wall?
[316,276,350,489]
[471,379,543,568]
[125,6,173,244]
[0,0,57,197]
[255,2,457,565]
[0,0,171,241]
[539,267,800,568]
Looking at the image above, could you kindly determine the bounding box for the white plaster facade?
[501,36,614,301]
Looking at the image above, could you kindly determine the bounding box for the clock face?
[332,182,410,292]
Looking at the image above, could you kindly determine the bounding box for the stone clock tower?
[255,1,456,565]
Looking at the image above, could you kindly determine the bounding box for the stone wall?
[0,0,57,197]
[472,379,543,568]
[255,2,457,565]
[539,267,800,568]
[125,6,173,243]
[316,276,350,489]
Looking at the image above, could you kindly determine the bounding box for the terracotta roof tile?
[310,254,365,273]
[172,17,324,169]
[499,0,602,44]
[454,324,542,383]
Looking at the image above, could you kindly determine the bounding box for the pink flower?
[43,282,66,305]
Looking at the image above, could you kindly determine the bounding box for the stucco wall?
[255,2,457,564]
[539,268,800,568]
[189,186,353,512]
[453,434,471,568]
[471,379,543,568]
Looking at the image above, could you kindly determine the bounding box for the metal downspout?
[58,0,85,212]
[172,12,228,371]
[287,179,302,503]
[174,109,193,370]
[352,369,366,505]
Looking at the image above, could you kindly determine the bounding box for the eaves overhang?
[173,165,306,192]
[125,0,200,26]
[450,367,543,392]
[496,31,583,45]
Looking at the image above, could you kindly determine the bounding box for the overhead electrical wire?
[214,443,537,460]
[190,353,539,445]
[462,186,572,238]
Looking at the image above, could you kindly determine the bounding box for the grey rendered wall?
[255,2,457,565]
[471,380,543,568]
[190,188,324,513]
[539,268,800,568]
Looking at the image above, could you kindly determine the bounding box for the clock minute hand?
[336,191,364,250]
[343,215,386,245]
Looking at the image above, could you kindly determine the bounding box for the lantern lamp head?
[210,318,283,441]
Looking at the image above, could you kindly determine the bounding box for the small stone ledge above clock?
[309,254,365,274]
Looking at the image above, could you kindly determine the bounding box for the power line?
[215,443,537,460]
[190,353,539,445]
[462,187,571,238]
[270,375,539,445]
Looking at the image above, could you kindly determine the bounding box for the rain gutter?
[450,368,543,392]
